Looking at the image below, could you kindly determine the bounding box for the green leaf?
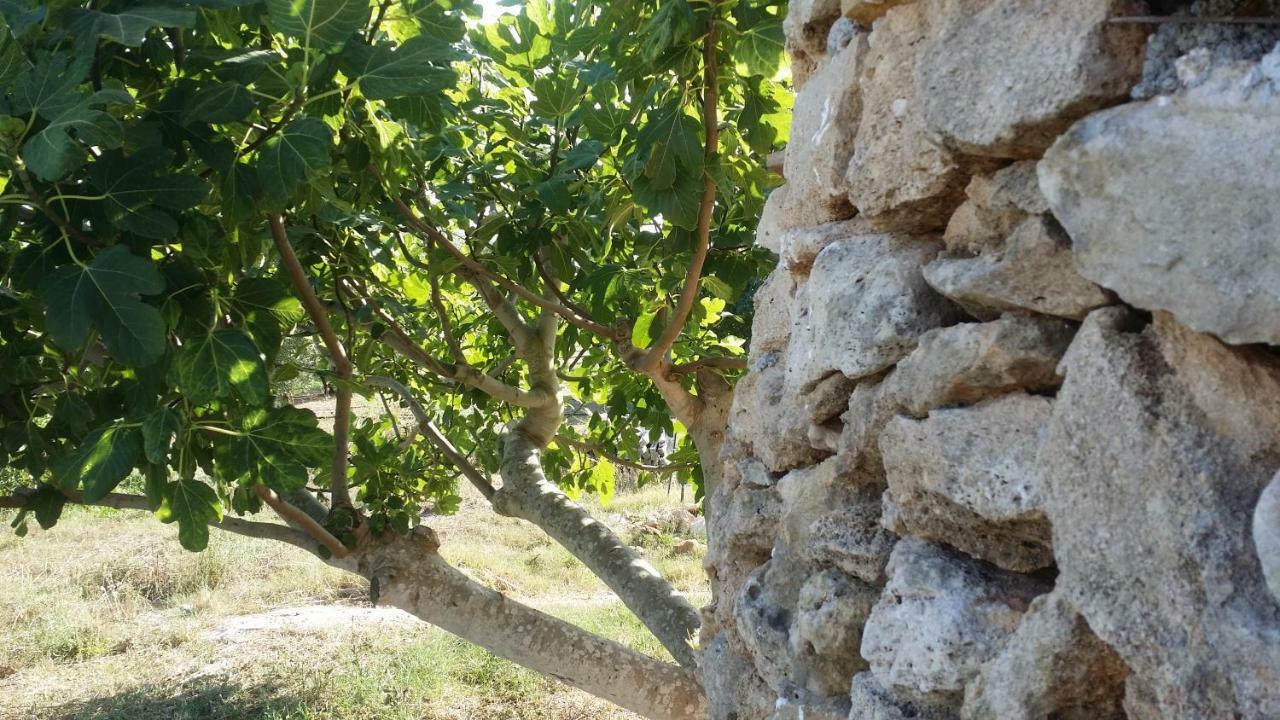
[21,90,124,181]
[182,82,254,124]
[39,245,168,366]
[256,116,332,203]
[636,103,702,192]
[266,0,370,50]
[734,18,784,78]
[72,6,196,47]
[631,308,656,348]
[174,329,269,406]
[588,457,615,506]
[10,52,87,118]
[339,37,456,100]
[53,424,141,502]
[530,75,582,119]
[215,406,331,491]
[157,478,222,551]
[90,151,209,239]
[141,407,179,464]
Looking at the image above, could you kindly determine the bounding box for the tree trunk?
[360,528,708,720]
[491,429,703,668]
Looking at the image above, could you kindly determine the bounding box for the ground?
[0,482,708,720]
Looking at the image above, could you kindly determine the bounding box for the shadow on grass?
[42,679,313,720]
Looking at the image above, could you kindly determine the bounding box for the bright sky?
[477,0,518,23]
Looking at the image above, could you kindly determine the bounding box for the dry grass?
[0,482,707,720]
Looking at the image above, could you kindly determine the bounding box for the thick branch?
[640,9,720,373]
[255,485,350,558]
[269,214,354,509]
[670,356,747,374]
[555,435,693,475]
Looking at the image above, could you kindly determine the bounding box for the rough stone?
[962,590,1130,720]
[787,231,958,391]
[778,220,862,277]
[791,569,878,696]
[845,3,973,232]
[880,394,1054,572]
[944,161,1049,254]
[772,696,850,720]
[804,370,859,425]
[918,0,1148,159]
[840,0,912,25]
[732,350,830,473]
[861,538,1049,700]
[849,673,960,720]
[757,185,792,255]
[1133,0,1280,99]
[1039,52,1280,344]
[883,315,1075,418]
[701,634,778,720]
[749,268,796,356]
[785,0,844,84]
[923,215,1112,321]
[1040,309,1280,717]
[834,374,899,480]
[1256,471,1280,603]
[736,558,808,693]
[809,501,897,584]
[783,38,868,229]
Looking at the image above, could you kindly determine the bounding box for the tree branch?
[269,214,354,509]
[670,355,746,374]
[534,248,594,321]
[254,485,350,557]
[640,7,721,372]
[554,434,692,475]
[0,489,325,557]
[365,375,498,502]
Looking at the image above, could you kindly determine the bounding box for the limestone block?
[943,161,1048,254]
[962,590,1129,720]
[1255,471,1280,603]
[1040,309,1280,717]
[923,215,1112,321]
[731,350,830,473]
[879,394,1054,572]
[849,672,960,720]
[791,569,878,695]
[749,268,796,356]
[861,538,1049,699]
[1039,50,1280,344]
[918,0,1147,158]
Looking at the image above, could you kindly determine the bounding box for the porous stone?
[849,673,960,720]
[757,185,792,255]
[845,2,973,232]
[785,0,844,83]
[884,315,1075,418]
[749,268,796,356]
[918,0,1148,158]
[961,590,1129,720]
[787,231,958,391]
[1040,309,1280,717]
[1039,52,1280,344]
[1256,471,1280,603]
[809,502,897,585]
[736,559,808,693]
[782,37,869,229]
[701,634,778,720]
[944,161,1049,254]
[804,371,859,425]
[879,394,1054,572]
[840,0,912,25]
[861,538,1050,700]
[923,215,1112,321]
[1132,0,1280,99]
[732,350,831,473]
[772,696,850,720]
[791,569,879,696]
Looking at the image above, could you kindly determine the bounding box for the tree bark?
[362,529,708,720]
[492,429,703,668]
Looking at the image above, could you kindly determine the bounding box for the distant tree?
[0,1,788,717]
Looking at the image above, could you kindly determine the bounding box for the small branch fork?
[268,215,354,510]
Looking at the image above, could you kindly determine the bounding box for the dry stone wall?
[701,2,1280,718]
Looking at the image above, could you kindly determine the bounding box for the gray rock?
[1040,309,1280,717]
[810,498,898,584]
[1132,0,1280,99]
[884,315,1075,418]
[750,268,796,356]
[731,350,830,473]
[861,538,1050,700]
[845,2,974,232]
[772,696,850,720]
[918,0,1148,158]
[879,394,1055,572]
[944,161,1049,254]
[805,371,859,425]
[778,220,864,277]
[782,38,868,230]
[1256,471,1280,603]
[849,672,959,720]
[1039,53,1280,344]
[962,591,1129,720]
[923,215,1112,321]
[788,231,958,391]
[791,569,879,695]
[700,634,778,720]
[736,558,809,693]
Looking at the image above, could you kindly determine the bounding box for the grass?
[0,481,706,720]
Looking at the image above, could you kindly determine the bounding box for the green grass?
[0,482,707,720]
